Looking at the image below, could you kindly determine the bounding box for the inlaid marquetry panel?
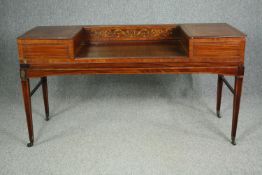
[84,25,177,41]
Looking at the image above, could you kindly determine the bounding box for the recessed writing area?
[76,41,187,59]
[75,25,187,59]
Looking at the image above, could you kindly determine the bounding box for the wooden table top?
[18,23,246,40]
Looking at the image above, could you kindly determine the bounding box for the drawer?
[22,44,70,59]
[191,38,244,62]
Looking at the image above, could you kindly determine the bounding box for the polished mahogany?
[17,23,246,147]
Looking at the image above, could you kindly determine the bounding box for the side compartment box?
[191,38,245,62]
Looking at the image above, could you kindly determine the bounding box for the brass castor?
[231,137,236,146]
[217,110,222,118]
[45,112,50,121]
[27,142,33,147]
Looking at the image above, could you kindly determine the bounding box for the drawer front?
[22,44,70,59]
[192,38,244,61]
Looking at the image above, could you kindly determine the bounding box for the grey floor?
[0,75,262,175]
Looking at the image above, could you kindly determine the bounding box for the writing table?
[17,23,246,147]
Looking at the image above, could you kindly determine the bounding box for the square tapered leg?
[231,76,243,145]
[21,78,34,147]
[216,75,223,118]
[41,77,49,121]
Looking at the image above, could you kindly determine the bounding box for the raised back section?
[83,25,178,42]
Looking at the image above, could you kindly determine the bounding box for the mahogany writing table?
[17,23,246,147]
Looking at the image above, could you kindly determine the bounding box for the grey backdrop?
[0,0,262,98]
